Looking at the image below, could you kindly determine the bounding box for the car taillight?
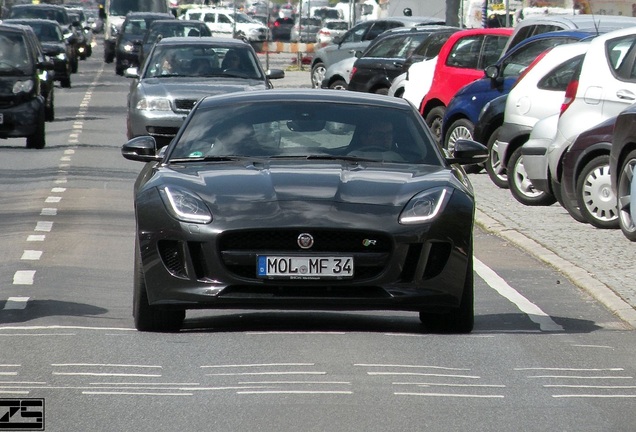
[560,78,579,116]
[349,66,357,81]
[511,47,552,91]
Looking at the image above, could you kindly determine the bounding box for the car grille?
[173,98,198,112]
[156,231,455,285]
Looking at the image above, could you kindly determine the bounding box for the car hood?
[152,161,456,208]
[138,77,269,98]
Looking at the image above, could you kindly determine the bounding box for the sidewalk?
[271,68,636,327]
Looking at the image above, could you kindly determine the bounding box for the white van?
[183,8,267,43]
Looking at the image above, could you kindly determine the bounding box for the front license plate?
[257,256,354,279]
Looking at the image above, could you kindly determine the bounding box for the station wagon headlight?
[55,53,67,60]
[160,186,212,224]
[13,80,34,94]
[136,97,171,111]
[399,187,452,224]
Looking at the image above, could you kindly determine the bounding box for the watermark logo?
[0,399,44,431]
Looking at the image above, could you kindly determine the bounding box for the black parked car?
[4,18,73,89]
[0,23,54,148]
[270,17,294,41]
[115,11,174,75]
[348,25,459,95]
[8,4,80,73]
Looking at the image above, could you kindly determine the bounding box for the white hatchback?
[523,27,636,199]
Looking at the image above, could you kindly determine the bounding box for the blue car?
[441,30,598,151]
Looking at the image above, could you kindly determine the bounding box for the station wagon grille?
[173,98,198,112]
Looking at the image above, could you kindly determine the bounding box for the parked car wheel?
[329,79,347,90]
[425,106,445,144]
[133,243,185,332]
[576,155,619,229]
[508,147,556,206]
[485,127,508,188]
[419,257,474,334]
[311,62,326,89]
[552,177,587,223]
[617,149,636,241]
[445,118,474,150]
[60,75,71,88]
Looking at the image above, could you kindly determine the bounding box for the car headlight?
[160,186,212,224]
[123,43,134,52]
[56,53,67,60]
[136,97,171,111]
[13,80,34,94]
[399,187,453,224]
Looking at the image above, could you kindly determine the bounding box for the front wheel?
[576,155,618,229]
[508,146,556,206]
[617,149,636,240]
[26,111,45,149]
[311,61,325,89]
[133,242,185,332]
[425,106,445,145]
[485,127,508,188]
[420,257,474,333]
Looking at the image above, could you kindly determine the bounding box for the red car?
[418,27,512,143]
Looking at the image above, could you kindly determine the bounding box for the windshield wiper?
[170,155,250,162]
[304,155,376,162]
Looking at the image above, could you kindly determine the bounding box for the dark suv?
[115,12,174,75]
[0,23,54,148]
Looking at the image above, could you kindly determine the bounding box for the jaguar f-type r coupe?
[122,89,488,333]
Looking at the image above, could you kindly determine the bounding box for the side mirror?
[485,64,499,80]
[124,67,140,78]
[121,135,162,162]
[446,139,488,165]
[333,35,342,45]
[266,68,285,79]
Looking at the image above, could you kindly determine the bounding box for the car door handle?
[617,89,636,101]
[392,61,404,68]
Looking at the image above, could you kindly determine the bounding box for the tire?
[617,149,636,241]
[105,51,114,63]
[576,155,618,229]
[133,241,185,332]
[71,56,78,73]
[445,118,474,153]
[311,61,325,89]
[26,116,45,149]
[329,79,347,90]
[508,146,556,206]
[60,75,71,88]
[420,256,474,333]
[485,127,508,188]
[425,106,445,145]
[553,176,587,223]
[45,88,54,122]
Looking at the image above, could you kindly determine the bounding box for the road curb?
[475,208,636,329]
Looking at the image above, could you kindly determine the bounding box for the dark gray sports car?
[122,89,488,333]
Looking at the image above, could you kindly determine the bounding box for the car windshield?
[144,44,264,79]
[0,33,33,74]
[30,23,63,42]
[168,100,441,165]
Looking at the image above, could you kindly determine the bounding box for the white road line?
[13,271,35,285]
[35,221,53,232]
[52,363,161,368]
[529,375,633,379]
[552,394,636,398]
[356,364,470,371]
[83,391,191,396]
[545,385,636,389]
[51,187,66,193]
[515,367,623,371]
[40,208,57,216]
[0,391,29,394]
[21,250,42,260]
[395,392,504,398]
[27,235,45,242]
[394,382,505,388]
[368,372,480,379]
[64,149,75,155]
[201,363,314,368]
[0,372,18,376]
[239,381,351,385]
[3,297,30,310]
[205,372,326,376]
[474,258,564,332]
[45,196,61,203]
[237,390,352,395]
[0,325,135,331]
[53,372,162,377]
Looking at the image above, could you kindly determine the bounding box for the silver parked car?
[125,37,284,148]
